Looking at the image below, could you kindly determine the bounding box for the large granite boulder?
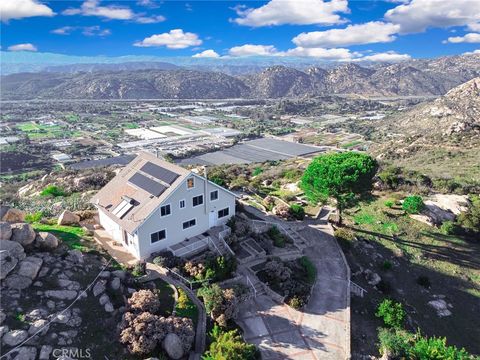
[0,240,26,280]
[162,333,184,360]
[0,222,12,240]
[35,232,59,250]
[4,274,33,290]
[6,346,37,360]
[10,223,36,246]
[3,329,28,347]
[1,208,25,223]
[57,210,80,226]
[17,256,43,280]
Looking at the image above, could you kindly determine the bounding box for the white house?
[91,152,236,259]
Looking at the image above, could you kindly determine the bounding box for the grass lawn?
[17,122,82,139]
[342,193,480,356]
[31,223,92,251]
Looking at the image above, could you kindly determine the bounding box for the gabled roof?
[90,151,191,234]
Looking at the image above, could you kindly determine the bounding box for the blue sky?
[1,0,480,62]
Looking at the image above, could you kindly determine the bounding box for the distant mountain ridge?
[2,54,479,100]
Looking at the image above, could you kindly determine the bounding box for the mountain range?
[2,54,479,100]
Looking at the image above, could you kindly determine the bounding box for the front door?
[209,210,216,228]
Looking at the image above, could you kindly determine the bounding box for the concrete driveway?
[236,212,350,359]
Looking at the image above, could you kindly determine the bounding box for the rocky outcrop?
[0,240,26,280]
[17,256,43,280]
[10,223,36,246]
[1,208,25,223]
[34,232,59,250]
[57,210,80,225]
[0,222,12,240]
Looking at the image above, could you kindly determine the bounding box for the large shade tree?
[300,152,377,224]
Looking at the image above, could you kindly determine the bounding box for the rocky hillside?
[2,54,480,99]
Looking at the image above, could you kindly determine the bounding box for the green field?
[17,122,82,139]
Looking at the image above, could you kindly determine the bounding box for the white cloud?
[63,0,165,23]
[385,0,480,34]
[468,23,480,32]
[293,22,400,48]
[232,0,349,27]
[1,0,54,22]
[51,26,76,35]
[51,25,111,36]
[446,33,480,44]
[8,43,37,51]
[282,46,355,60]
[353,51,411,62]
[192,49,220,58]
[463,49,480,55]
[134,29,202,49]
[228,44,278,56]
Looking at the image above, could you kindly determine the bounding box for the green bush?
[267,226,286,247]
[203,325,258,360]
[378,167,401,189]
[25,211,44,223]
[298,256,316,284]
[252,167,263,177]
[384,199,395,208]
[287,296,304,309]
[457,195,480,236]
[411,336,471,359]
[378,328,413,358]
[289,204,305,220]
[402,195,425,214]
[440,221,457,235]
[131,260,146,277]
[375,299,405,329]
[40,185,66,197]
[334,228,356,251]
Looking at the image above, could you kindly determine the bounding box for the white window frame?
[218,207,229,219]
[192,194,204,207]
[210,190,219,202]
[186,177,195,190]
[150,229,166,244]
[179,199,186,209]
[182,218,197,230]
[160,203,171,217]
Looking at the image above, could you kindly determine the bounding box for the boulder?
[0,325,9,338]
[110,277,121,290]
[162,333,184,360]
[35,232,59,250]
[0,205,9,220]
[10,223,36,246]
[2,208,25,223]
[57,210,80,226]
[3,329,28,347]
[0,222,12,240]
[5,274,32,290]
[104,302,114,313]
[428,299,452,317]
[99,294,110,306]
[7,346,37,360]
[39,345,53,360]
[28,319,49,336]
[364,269,382,286]
[66,249,84,264]
[111,270,127,280]
[17,256,43,280]
[45,290,78,300]
[92,280,106,297]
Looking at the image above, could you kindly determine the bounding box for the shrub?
[440,221,457,235]
[177,288,190,310]
[289,204,305,220]
[456,195,480,236]
[267,226,287,247]
[132,260,146,277]
[299,256,316,284]
[203,325,258,360]
[375,299,405,329]
[411,335,471,359]
[416,276,431,288]
[198,284,239,326]
[384,199,395,208]
[25,211,43,223]
[119,312,166,355]
[40,185,66,197]
[378,328,413,358]
[402,195,424,214]
[288,296,304,309]
[152,251,183,268]
[252,167,263,177]
[334,228,356,251]
[128,289,161,314]
[382,260,393,271]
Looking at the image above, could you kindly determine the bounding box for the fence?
[350,281,367,298]
[217,225,235,256]
[166,267,210,290]
[168,236,209,257]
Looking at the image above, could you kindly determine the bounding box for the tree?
[375,299,406,329]
[300,152,377,224]
[402,195,424,214]
[457,195,480,236]
[203,325,257,360]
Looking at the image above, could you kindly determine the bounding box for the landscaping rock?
[111,277,121,290]
[3,329,28,347]
[99,270,111,279]
[39,345,53,360]
[35,232,59,250]
[111,270,127,280]
[0,222,12,240]
[66,249,84,264]
[28,319,49,336]
[162,333,184,360]
[8,346,37,360]
[57,210,80,225]
[17,256,43,280]
[428,299,452,317]
[2,208,25,223]
[45,290,78,300]
[92,280,106,297]
[364,269,381,286]
[104,302,114,313]
[5,274,33,290]
[1,239,28,280]
[10,223,36,246]
[0,325,9,338]
[99,294,110,306]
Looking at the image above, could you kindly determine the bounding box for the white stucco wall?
[98,209,140,258]
[135,173,235,259]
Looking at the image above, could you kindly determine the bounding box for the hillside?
[2,54,480,100]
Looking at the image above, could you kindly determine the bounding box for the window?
[187,178,194,189]
[210,190,218,201]
[150,229,166,244]
[192,195,203,207]
[179,199,186,209]
[160,204,171,217]
[182,218,196,230]
[218,207,229,218]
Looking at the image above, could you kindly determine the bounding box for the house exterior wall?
[135,173,235,259]
[98,208,141,258]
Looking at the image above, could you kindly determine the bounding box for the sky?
[1,0,480,63]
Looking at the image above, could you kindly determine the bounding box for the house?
[91,151,235,260]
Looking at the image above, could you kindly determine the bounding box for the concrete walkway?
[236,209,350,359]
